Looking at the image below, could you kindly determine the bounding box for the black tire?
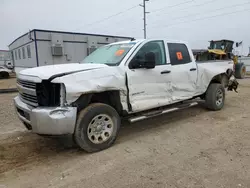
[205,83,225,111]
[235,63,246,79]
[74,103,120,153]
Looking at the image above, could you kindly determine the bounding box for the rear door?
[166,42,198,101]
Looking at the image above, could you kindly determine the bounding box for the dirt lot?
[0,79,250,188]
[0,76,16,90]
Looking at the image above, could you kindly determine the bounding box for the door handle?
[161,70,171,74]
[190,68,197,71]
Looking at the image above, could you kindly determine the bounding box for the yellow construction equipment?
[193,39,246,79]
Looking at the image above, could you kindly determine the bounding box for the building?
[0,50,11,66]
[9,29,133,73]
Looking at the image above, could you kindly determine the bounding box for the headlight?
[60,83,66,106]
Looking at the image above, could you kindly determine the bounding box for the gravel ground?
[0,79,250,188]
[0,76,16,89]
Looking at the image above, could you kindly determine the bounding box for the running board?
[128,102,198,123]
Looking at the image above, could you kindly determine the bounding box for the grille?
[17,79,38,106]
[17,79,36,89]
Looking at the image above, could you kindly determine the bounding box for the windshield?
[81,43,136,66]
[211,41,223,50]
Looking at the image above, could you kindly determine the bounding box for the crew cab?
[14,39,237,152]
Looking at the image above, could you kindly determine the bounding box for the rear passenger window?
[168,43,191,65]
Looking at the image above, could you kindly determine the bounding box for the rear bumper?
[14,96,77,135]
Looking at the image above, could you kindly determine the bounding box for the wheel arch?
[209,68,233,87]
[71,90,124,115]
[200,70,231,99]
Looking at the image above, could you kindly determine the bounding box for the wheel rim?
[87,114,114,144]
[216,89,223,106]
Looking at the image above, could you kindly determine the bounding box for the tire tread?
[205,83,225,111]
[74,103,120,153]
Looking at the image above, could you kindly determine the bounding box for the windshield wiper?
[104,63,119,66]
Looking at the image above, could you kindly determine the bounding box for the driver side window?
[130,41,166,67]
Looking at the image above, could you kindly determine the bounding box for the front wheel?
[205,83,225,111]
[74,103,120,153]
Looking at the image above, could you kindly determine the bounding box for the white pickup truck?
[14,39,238,152]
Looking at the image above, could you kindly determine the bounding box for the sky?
[1,0,250,55]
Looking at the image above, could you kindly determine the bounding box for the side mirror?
[144,52,156,69]
[129,58,142,69]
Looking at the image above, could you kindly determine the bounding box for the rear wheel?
[74,103,120,153]
[235,63,246,79]
[205,83,225,111]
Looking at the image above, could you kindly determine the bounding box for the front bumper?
[14,96,77,135]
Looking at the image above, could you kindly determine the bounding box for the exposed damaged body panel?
[51,66,128,111]
[46,60,235,114]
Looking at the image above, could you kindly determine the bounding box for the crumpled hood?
[19,63,108,80]
[51,65,126,104]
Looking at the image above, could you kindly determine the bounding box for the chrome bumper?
[14,96,77,135]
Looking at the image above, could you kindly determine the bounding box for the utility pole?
[140,0,150,39]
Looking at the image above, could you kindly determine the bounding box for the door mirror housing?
[129,52,156,69]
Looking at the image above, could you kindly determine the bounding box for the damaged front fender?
[51,66,128,110]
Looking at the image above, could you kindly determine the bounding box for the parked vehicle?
[0,66,12,79]
[14,39,238,152]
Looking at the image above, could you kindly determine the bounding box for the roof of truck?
[106,38,189,45]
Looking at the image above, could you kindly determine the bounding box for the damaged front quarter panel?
[51,66,128,110]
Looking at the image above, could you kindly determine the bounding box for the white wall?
[9,29,132,72]
[239,57,250,72]
[9,31,37,72]
[35,30,131,67]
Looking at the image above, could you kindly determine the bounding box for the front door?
[126,40,172,112]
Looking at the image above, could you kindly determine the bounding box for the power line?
[74,5,139,31]
[150,0,194,13]
[101,0,195,37]
[152,0,216,17]
[150,7,250,30]
[150,1,250,27]
[82,0,196,36]
[107,0,244,35]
